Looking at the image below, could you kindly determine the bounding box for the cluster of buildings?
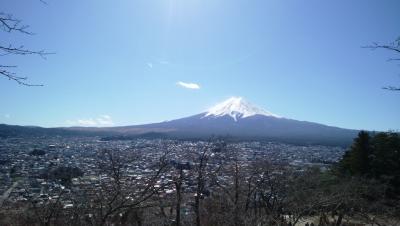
[0,136,345,212]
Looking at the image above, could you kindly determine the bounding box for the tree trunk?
[335,212,344,226]
[234,161,240,226]
[195,194,200,226]
[175,168,183,226]
[176,187,181,226]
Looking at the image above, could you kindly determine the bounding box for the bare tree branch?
[363,41,400,54]
[0,12,33,35]
[364,38,400,91]
[39,0,49,5]
[383,86,400,91]
[0,6,52,86]
[0,45,52,58]
[0,65,43,86]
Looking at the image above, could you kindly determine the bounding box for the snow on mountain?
[204,97,281,121]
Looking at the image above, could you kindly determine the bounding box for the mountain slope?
[115,114,357,146]
[1,97,359,146]
[101,97,358,146]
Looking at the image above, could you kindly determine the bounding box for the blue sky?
[1,0,399,131]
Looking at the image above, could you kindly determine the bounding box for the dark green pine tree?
[340,131,371,176]
[370,133,400,191]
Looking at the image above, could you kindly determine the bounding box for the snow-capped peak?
[204,97,280,121]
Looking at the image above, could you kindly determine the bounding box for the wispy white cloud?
[76,119,98,126]
[147,59,170,69]
[4,114,10,118]
[96,115,113,125]
[176,81,200,90]
[66,115,114,127]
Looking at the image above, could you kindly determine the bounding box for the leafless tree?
[1,1,52,86]
[282,167,400,226]
[12,184,68,226]
[249,162,290,225]
[193,143,211,226]
[173,165,184,226]
[78,148,169,226]
[190,140,225,226]
[203,147,290,226]
[364,37,400,91]
[207,147,250,226]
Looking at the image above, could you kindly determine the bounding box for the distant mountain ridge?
[0,97,360,146]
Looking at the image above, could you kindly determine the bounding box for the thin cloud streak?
[66,115,114,127]
[176,81,200,90]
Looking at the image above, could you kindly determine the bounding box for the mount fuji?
[0,97,359,146]
[94,97,358,146]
